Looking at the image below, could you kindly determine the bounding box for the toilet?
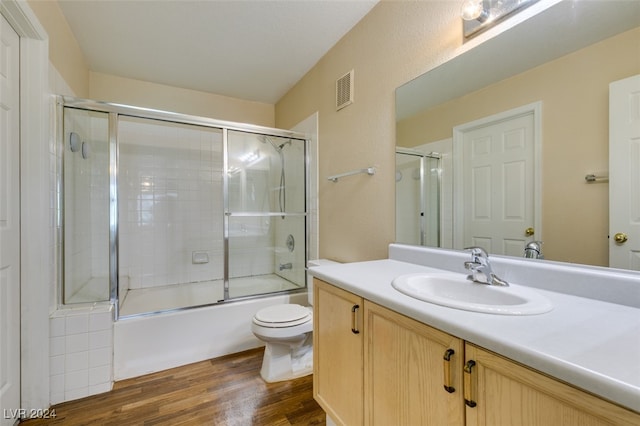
[251,259,336,383]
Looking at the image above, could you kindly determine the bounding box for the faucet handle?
[464,246,488,258]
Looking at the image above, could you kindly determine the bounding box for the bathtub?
[113,290,308,380]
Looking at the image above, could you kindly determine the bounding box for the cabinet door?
[464,344,640,426]
[313,279,364,426]
[364,301,464,426]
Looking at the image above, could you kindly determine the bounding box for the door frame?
[452,102,542,251]
[0,0,50,411]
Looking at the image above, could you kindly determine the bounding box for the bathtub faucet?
[279,262,293,271]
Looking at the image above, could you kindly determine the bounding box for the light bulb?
[461,0,488,21]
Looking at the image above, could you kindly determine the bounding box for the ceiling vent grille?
[336,70,354,111]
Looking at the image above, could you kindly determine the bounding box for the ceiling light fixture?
[461,0,489,23]
[462,0,539,39]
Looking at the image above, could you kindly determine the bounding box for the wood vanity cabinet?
[313,279,640,426]
[364,301,464,425]
[464,344,640,426]
[314,279,464,426]
[313,279,364,426]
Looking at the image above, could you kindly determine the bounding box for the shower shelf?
[327,167,375,182]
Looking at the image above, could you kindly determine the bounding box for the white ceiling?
[58,0,379,104]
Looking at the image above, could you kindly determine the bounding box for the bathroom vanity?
[310,244,640,425]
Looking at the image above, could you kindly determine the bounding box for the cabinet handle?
[463,360,477,407]
[443,349,455,393]
[351,304,360,334]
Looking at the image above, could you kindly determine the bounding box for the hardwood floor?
[21,348,326,425]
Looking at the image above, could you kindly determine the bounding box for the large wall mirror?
[395,0,640,269]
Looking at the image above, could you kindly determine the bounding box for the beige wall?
[28,0,90,97]
[276,1,464,262]
[89,72,274,126]
[397,27,640,266]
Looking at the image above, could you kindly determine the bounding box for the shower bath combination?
[59,97,309,319]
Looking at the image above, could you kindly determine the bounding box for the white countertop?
[309,258,640,413]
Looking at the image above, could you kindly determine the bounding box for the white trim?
[452,101,543,251]
[1,0,51,411]
[0,0,46,39]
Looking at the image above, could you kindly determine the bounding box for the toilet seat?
[253,304,312,328]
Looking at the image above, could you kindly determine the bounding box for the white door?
[454,104,541,256]
[609,74,640,270]
[0,13,21,424]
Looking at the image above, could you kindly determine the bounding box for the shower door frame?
[395,147,442,247]
[58,96,310,319]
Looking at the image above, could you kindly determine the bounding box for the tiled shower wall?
[49,305,113,404]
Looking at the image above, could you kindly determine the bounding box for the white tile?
[66,314,89,334]
[65,351,89,373]
[89,347,112,368]
[50,373,65,394]
[50,392,65,405]
[50,317,66,337]
[91,304,113,314]
[89,365,111,386]
[50,336,65,357]
[66,333,89,353]
[89,382,112,396]
[89,311,112,331]
[65,370,89,391]
[89,329,112,349]
[65,387,89,402]
[50,355,65,376]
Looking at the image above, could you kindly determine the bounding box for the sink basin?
[392,272,553,315]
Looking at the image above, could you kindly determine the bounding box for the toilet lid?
[254,304,311,325]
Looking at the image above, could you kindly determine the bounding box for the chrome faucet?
[279,262,293,271]
[524,241,543,259]
[464,247,509,286]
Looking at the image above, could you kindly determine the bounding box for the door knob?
[613,232,628,244]
[525,227,535,237]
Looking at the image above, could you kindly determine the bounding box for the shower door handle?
[351,304,360,334]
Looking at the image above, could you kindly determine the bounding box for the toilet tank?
[307,259,339,306]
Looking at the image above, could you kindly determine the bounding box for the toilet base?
[259,334,313,383]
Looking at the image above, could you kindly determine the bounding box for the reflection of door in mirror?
[395,149,441,247]
[609,74,640,270]
[453,103,541,257]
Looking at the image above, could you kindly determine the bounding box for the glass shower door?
[63,108,111,304]
[226,131,307,298]
[117,116,224,314]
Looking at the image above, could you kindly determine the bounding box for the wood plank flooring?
[21,348,326,425]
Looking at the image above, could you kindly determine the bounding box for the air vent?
[336,69,354,111]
